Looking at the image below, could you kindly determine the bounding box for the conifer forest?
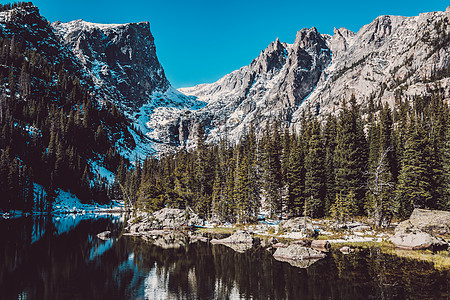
[118,92,450,226]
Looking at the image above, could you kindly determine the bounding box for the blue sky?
[27,0,449,88]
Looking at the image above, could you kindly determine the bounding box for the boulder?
[390,208,450,250]
[389,231,447,250]
[311,240,331,251]
[97,231,111,240]
[273,244,326,260]
[210,230,256,245]
[210,231,258,253]
[279,217,314,232]
[395,209,450,236]
[126,208,204,232]
[273,245,326,268]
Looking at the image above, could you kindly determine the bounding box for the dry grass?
[384,248,450,270]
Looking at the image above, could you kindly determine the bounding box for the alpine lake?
[1,214,448,300]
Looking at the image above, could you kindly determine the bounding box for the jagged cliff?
[52,20,169,110]
[173,7,450,147]
[3,4,448,153]
[52,18,206,153]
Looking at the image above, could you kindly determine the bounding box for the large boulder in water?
[273,244,326,268]
[210,231,259,253]
[126,208,204,232]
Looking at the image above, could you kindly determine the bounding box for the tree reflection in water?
[0,216,448,299]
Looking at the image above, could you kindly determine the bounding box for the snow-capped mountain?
[52,19,206,153]
[294,6,450,121]
[3,3,448,155]
[170,27,332,146]
[171,7,450,145]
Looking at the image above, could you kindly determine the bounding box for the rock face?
[0,5,87,80]
[156,7,450,149]
[126,208,204,232]
[4,4,449,155]
[390,209,449,250]
[52,20,169,110]
[273,244,326,268]
[52,18,206,155]
[298,8,450,119]
[171,28,331,147]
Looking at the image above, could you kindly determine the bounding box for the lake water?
[1,215,448,299]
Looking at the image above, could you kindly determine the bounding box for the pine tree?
[235,155,251,223]
[334,95,367,214]
[263,121,283,217]
[395,119,433,217]
[323,114,337,215]
[304,119,326,217]
[442,122,450,210]
[286,134,305,216]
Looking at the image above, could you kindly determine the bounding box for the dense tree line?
[0,32,132,212]
[119,92,450,226]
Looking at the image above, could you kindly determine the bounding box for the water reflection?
[1,216,448,299]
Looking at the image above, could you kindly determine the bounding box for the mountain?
[52,19,206,154]
[0,2,205,212]
[293,7,450,120]
[175,28,331,146]
[167,7,450,146]
[0,3,137,209]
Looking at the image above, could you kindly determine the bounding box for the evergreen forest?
[0,30,132,212]
[117,92,450,226]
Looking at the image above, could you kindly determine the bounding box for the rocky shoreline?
[122,208,450,269]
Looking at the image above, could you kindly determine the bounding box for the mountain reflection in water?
[0,215,448,299]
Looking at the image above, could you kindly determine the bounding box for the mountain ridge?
[173,7,449,147]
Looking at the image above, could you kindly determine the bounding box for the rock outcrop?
[172,28,331,148]
[395,209,450,236]
[279,217,314,232]
[210,231,259,253]
[389,231,447,250]
[157,7,450,150]
[52,17,206,156]
[273,244,326,268]
[390,209,449,250]
[126,208,204,233]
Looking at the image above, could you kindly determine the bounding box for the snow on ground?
[52,189,125,214]
[89,160,116,185]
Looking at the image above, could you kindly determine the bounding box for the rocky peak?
[52,19,170,111]
[294,27,327,53]
[331,27,355,53]
[0,4,87,79]
[162,28,332,148]
[252,37,288,74]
